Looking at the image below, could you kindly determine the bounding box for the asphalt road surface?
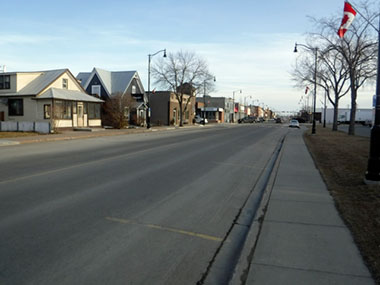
[0,124,288,285]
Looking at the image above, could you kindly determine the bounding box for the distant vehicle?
[275,118,282,123]
[293,117,306,123]
[194,115,208,124]
[238,116,255,124]
[289,119,300,128]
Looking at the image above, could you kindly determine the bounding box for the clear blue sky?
[1,0,376,112]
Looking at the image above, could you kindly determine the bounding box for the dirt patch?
[0,132,40,138]
[304,126,380,284]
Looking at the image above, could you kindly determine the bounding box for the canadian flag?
[338,1,357,38]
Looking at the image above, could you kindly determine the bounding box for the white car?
[289,119,300,128]
[194,115,208,124]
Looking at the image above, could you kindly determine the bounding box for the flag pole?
[347,1,379,32]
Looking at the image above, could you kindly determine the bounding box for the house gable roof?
[76,72,91,87]
[17,69,67,95]
[1,69,87,97]
[78,68,144,97]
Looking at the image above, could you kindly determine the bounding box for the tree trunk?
[179,102,183,127]
[332,100,339,131]
[348,86,357,135]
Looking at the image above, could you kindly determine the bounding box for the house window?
[44,104,51,119]
[8,99,23,116]
[62,78,68,89]
[0,75,10,89]
[91,85,101,97]
[88,103,101,119]
[54,100,72,119]
[132,85,137,94]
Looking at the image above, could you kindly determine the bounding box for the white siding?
[89,119,101,127]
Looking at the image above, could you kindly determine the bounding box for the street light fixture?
[294,42,318,134]
[147,49,166,129]
[232,89,242,123]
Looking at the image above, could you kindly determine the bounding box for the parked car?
[238,116,256,124]
[194,115,208,124]
[293,117,306,123]
[275,118,282,123]
[289,119,300,128]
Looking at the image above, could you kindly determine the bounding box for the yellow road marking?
[106,217,223,242]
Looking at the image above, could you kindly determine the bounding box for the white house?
[0,69,103,132]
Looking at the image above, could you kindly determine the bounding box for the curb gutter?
[197,134,286,285]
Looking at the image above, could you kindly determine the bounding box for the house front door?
[77,102,84,127]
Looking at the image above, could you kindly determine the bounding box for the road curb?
[198,133,287,285]
[0,124,217,146]
[0,140,20,146]
[229,134,286,285]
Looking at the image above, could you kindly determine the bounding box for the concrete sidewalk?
[240,129,374,284]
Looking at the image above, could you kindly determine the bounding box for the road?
[0,124,288,284]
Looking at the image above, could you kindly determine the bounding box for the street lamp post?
[294,43,318,134]
[365,15,380,183]
[232,89,242,123]
[202,77,216,125]
[147,49,166,129]
[203,81,206,125]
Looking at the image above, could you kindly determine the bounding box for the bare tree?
[292,44,350,130]
[152,50,215,126]
[103,93,135,129]
[307,2,378,135]
[318,47,351,130]
[337,11,378,135]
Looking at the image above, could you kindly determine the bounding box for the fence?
[0,121,51,134]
